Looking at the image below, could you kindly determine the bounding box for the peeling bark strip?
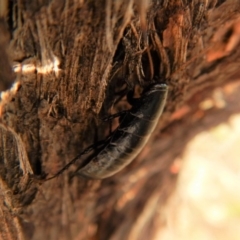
[0,0,240,239]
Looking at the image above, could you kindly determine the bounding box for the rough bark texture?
[0,0,240,239]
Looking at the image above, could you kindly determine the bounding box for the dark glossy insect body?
[77,82,168,179]
[45,82,168,181]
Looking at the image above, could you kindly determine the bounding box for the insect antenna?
[44,140,106,181]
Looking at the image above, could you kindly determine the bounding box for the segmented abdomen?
[78,83,168,179]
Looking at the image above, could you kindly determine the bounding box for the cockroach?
[45,82,168,180]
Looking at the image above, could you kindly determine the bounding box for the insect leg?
[44,139,106,181]
[100,111,127,122]
[101,111,127,134]
[127,88,141,106]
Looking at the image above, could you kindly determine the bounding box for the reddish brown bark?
[0,0,240,239]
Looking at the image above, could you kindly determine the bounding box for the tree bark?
[0,0,240,239]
